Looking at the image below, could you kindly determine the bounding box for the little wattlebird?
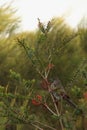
[50,78,77,109]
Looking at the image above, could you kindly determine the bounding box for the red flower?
[36,95,42,100]
[32,99,41,106]
[83,92,87,100]
[32,95,42,106]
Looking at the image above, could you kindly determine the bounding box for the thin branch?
[50,93,64,130]
[60,96,63,114]
[44,103,57,116]
[5,83,9,93]
[31,123,43,130]
[35,121,57,130]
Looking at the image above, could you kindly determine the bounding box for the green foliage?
[0,4,20,86]
[0,15,87,130]
[0,4,20,37]
[0,70,36,127]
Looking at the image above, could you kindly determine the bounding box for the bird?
[50,78,77,108]
[50,78,65,92]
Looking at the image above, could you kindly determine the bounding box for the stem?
[23,88,33,108]
[10,86,17,107]
[45,55,52,79]
[45,67,50,79]
[34,51,45,70]
[60,96,63,114]
[36,68,45,79]
[31,123,43,130]
[5,83,9,93]
[35,121,57,130]
[50,93,64,130]
[44,103,57,116]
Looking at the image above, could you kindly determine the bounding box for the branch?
[44,103,57,116]
[35,121,57,130]
[31,123,43,130]
[50,92,64,130]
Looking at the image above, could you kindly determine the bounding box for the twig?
[35,121,57,130]
[50,92,64,130]
[5,83,9,93]
[60,96,63,114]
[44,103,57,116]
[31,123,43,130]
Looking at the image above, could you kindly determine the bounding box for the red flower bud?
[47,64,54,70]
[32,95,42,106]
[36,95,42,100]
[32,99,41,106]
